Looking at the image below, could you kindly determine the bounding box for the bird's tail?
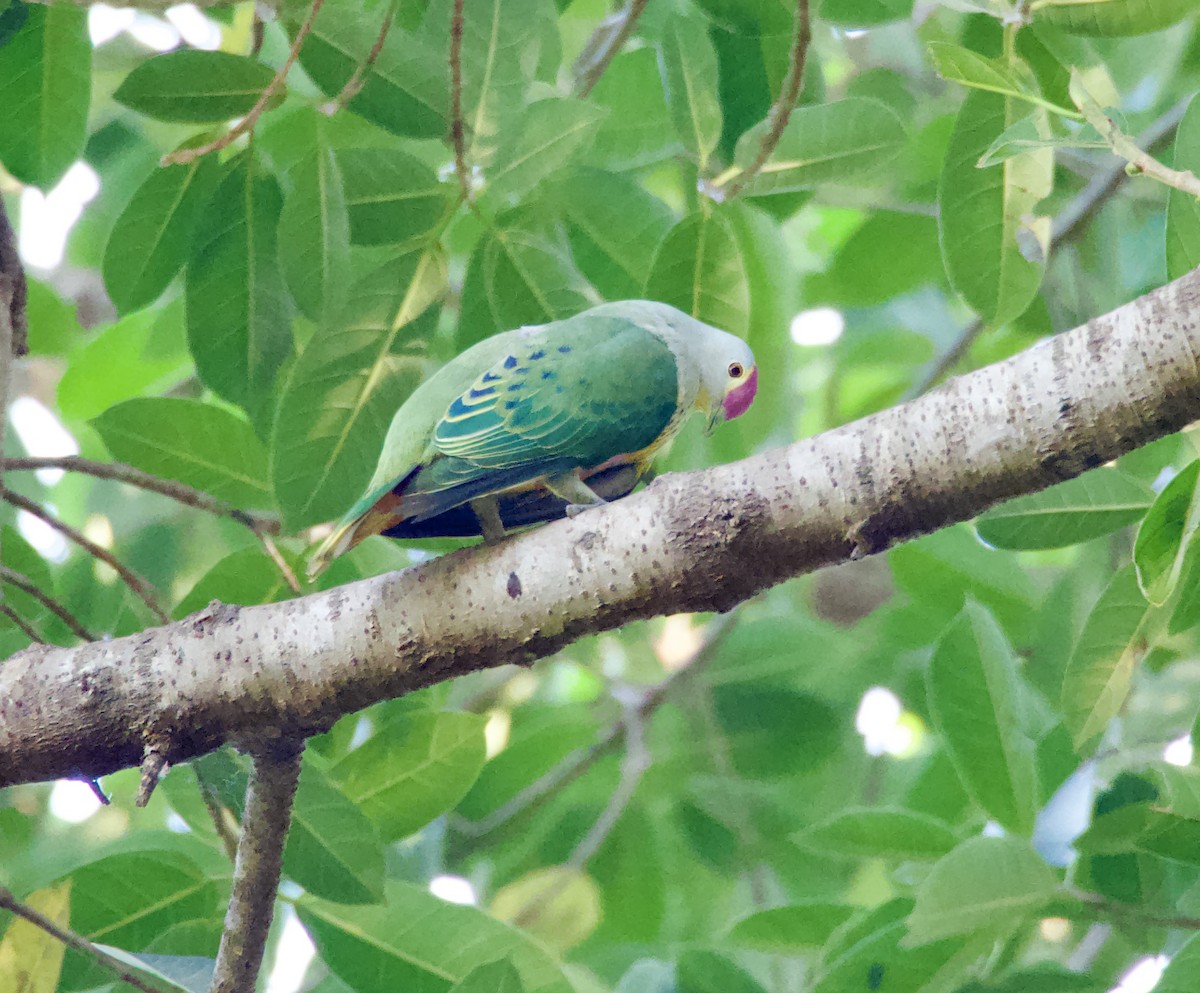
[306,518,361,581]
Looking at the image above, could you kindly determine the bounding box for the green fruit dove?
[307,300,758,578]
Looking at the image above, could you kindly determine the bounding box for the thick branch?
[210,744,302,993]
[4,268,1200,786]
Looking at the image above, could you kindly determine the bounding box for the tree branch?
[715,0,811,201]
[574,0,651,98]
[0,885,163,993]
[210,744,303,993]
[4,267,1200,786]
[320,0,395,114]
[0,565,95,641]
[162,0,326,167]
[449,0,471,204]
[0,602,42,643]
[1,488,170,624]
[1,457,280,534]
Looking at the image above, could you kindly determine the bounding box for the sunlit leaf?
[486,98,605,204]
[114,51,278,123]
[660,11,722,169]
[1033,0,1196,36]
[1167,93,1200,280]
[0,881,71,993]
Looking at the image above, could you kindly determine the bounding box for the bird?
[307,300,758,578]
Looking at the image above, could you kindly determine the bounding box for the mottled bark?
[2,268,1199,788]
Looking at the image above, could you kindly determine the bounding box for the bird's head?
[698,331,758,435]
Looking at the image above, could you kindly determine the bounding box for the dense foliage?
[4,0,1200,990]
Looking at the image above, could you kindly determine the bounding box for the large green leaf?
[904,836,1057,945]
[103,156,220,314]
[186,157,293,418]
[1060,564,1150,751]
[1157,931,1200,993]
[587,48,679,171]
[1134,459,1200,605]
[486,98,606,205]
[270,247,444,531]
[1034,0,1196,35]
[450,961,527,993]
[1167,93,1200,280]
[92,397,273,509]
[295,0,447,139]
[114,51,278,123]
[794,808,959,861]
[676,951,766,993]
[727,903,858,952]
[284,761,386,905]
[926,603,1038,833]
[660,11,722,169]
[976,468,1153,550]
[338,147,450,247]
[939,88,1050,325]
[331,710,487,840]
[731,97,906,195]
[298,883,573,993]
[645,210,750,337]
[0,882,70,993]
[0,3,90,188]
[174,547,299,619]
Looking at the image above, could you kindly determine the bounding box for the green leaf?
[1060,564,1150,751]
[103,156,221,314]
[92,398,273,509]
[794,807,959,861]
[114,50,277,123]
[1134,460,1200,605]
[338,147,450,247]
[939,89,1050,325]
[331,710,487,840]
[486,98,606,205]
[928,42,1075,118]
[976,468,1153,550]
[284,761,386,904]
[279,140,352,324]
[24,278,82,356]
[450,960,527,993]
[587,48,679,171]
[1033,0,1197,36]
[1156,931,1200,993]
[676,951,766,993]
[459,225,594,346]
[296,0,447,139]
[0,4,90,188]
[68,852,221,948]
[270,247,444,531]
[89,948,212,993]
[298,883,573,993]
[0,881,71,993]
[731,97,906,195]
[977,115,1104,168]
[1134,809,1200,866]
[926,603,1038,833]
[186,157,293,418]
[905,836,1057,945]
[57,302,190,422]
[645,210,750,337]
[174,548,298,619]
[556,169,674,300]
[660,11,722,169]
[491,866,601,952]
[1168,95,1200,281]
[727,903,858,952]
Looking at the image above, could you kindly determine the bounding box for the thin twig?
[0,885,163,993]
[909,97,1192,400]
[196,766,241,862]
[0,602,42,642]
[449,0,471,204]
[258,532,301,594]
[1070,889,1200,931]
[0,565,95,641]
[321,0,395,113]
[0,193,28,358]
[211,743,303,993]
[1073,73,1200,199]
[455,610,740,838]
[1,457,280,535]
[137,743,169,807]
[575,0,651,98]
[162,0,327,166]
[717,0,811,201]
[1,488,169,623]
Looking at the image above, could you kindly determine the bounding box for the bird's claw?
[565,503,590,518]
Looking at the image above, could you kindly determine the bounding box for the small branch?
[1072,72,1200,199]
[1,457,280,535]
[0,885,163,993]
[0,565,95,641]
[905,317,986,400]
[449,0,471,205]
[258,532,301,594]
[320,0,395,113]
[2,488,169,624]
[162,0,327,167]
[1070,889,1200,931]
[0,193,28,358]
[196,766,241,862]
[574,0,651,98]
[210,743,303,993]
[0,602,42,643]
[136,742,169,807]
[716,0,811,201]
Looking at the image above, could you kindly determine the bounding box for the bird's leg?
[470,496,507,544]
[545,471,607,518]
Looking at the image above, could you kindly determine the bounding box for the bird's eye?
[728,362,744,378]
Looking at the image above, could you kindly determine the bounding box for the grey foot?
[470,497,507,544]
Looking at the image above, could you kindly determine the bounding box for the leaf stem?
[0,565,96,641]
[321,0,396,113]
[574,0,651,98]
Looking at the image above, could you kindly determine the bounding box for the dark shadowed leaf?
[338,147,450,247]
